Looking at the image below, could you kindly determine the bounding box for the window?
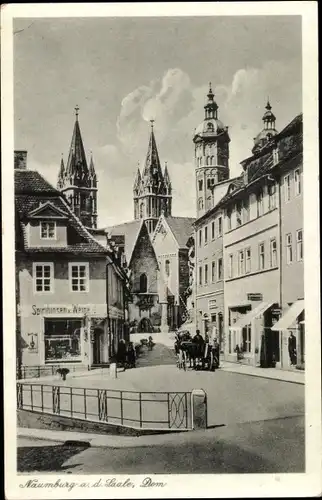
[227,209,232,231]
[40,221,56,239]
[165,259,170,277]
[211,261,216,282]
[243,197,250,223]
[207,178,215,189]
[257,189,264,217]
[198,198,204,210]
[242,327,251,353]
[139,273,147,293]
[294,169,301,196]
[268,183,277,210]
[198,266,202,286]
[198,179,203,191]
[44,318,82,363]
[286,233,293,264]
[204,226,208,244]
[259,243,265,270]
[204,264,208,284]
[198,229,202,247]
[207,122,214,132]
[139,202,144,218]
[245,248,251,274]
[238,250,245,276]
[273,147,279,165]
[296,229,303,261]
[33,263,53,293]
[236,202,242,226]
[211,221,215,240]
[270,238,277,267]
[228,254,233,279]
[218,216,222,236]
[217,258,223,280]
[69,263,89,292]
[284,174,291,202]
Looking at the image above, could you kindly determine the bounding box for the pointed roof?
[89,153,96,178]
[133,166,142,192]
[163,163,171,187]
[65,107,89,184]
[164,216,195,248]
[142,122,164,186]
[57,156,65,188]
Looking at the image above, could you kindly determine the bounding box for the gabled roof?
[105,219,143,265]
[164,216,195,248]
[15,169,107,255]
[27,201,69,219]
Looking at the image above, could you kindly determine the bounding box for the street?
[17,346,305,474]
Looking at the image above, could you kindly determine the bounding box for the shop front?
[18,303,109,370]
[226,301,281,367]
[271,299,305,370]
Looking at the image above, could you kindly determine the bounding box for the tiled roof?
[15,170,107,255]
[165,216,195,248]
[104,219,143,265]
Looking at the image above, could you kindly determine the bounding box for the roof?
[15,169,107,255]
[65,118,89,181]
[165,216,195,248]
[142,127,164,187]
[104,219,143,265]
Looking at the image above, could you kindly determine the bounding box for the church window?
[139,202,144,218]
[211,156,215,165]
[198,197,204,210]
[198,179,203,191]
[165,259,170,277]
[206,156,210,165]
[139,273,147,293]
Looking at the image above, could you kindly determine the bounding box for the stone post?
[191,389,207,429]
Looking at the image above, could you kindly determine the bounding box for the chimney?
[14,150,27,170]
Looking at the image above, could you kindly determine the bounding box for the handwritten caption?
[19,477,167,492]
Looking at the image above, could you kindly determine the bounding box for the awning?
[230,302,274,331]
[271,300,304,331]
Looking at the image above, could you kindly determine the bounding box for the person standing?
[117,339,127,371]
[288,332,297,366]
[127,342,136,368]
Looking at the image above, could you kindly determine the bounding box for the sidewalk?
[220,361,305,385]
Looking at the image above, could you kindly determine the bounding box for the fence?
[17,365,86,380]
[16,383,192,430]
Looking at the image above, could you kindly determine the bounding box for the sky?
[14,16,302,227]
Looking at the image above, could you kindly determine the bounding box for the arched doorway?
[138,317,153,333]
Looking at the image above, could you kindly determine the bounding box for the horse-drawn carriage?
[174,331,219,371]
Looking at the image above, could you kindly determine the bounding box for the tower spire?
[57,154,65,189]
[75,105,79,121]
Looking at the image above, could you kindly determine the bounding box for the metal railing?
[16,382,192,430]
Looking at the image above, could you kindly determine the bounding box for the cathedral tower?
[252,100,278,155]
[133,121,172,235]
[193,83,230,217]
[57,107,98,228]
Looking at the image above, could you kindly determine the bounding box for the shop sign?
[18,304,107,317]
[27,333,38,352]
[247,293,263,301]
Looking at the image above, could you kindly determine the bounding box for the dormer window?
[207,122,214,132]
[40,221,56,239]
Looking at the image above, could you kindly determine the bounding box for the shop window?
[257,189,264,217]
[259,243,265,270]
[204,264,208,285]
[268,183,277,210]
[286,233,293,264]
[217,258,223,281]
[284,174,291,202]
[242,327,251,353]
[228,254,233,279]
[33,263,54,293]
[211,261,216,283]
[294,169,301,196]
[270,238,277,267]
[238,250,245,275]
[296,229,303,261]
[40,221,56,239]
[69,263,89,292]
[139,273,147,293]
[245,247,251,274]
[44,318,82,363]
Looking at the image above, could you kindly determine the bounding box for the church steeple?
[57,107,98,229]
[133,121,172,234]
[252,99,278,155]
[204,82,218,120]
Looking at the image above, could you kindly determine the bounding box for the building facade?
[15,151,126,375]
[57,107,98,229]
[133,122,172,235]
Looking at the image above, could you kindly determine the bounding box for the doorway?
[92,329,103,365]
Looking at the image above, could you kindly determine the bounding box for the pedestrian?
[127,342,136,368]
[148,335,154,350]
[288,332,297,366]
[213,337,220,368]
[117,339,127,371]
